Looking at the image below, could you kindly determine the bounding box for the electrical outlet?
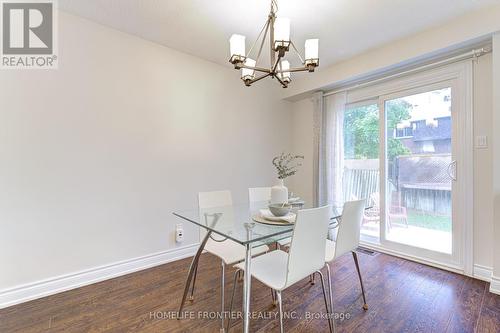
[175,224,184,243]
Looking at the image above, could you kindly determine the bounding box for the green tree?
[385,99,412,160]
[344,100,411,160]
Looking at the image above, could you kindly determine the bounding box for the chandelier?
[228,0,319,88]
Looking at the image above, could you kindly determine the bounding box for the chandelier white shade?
[274,17,290,49]
[241,58,256,81]
[228,0,319,88]
[280,60,291,83]
[229,34,246,63]
[305,39,319,64]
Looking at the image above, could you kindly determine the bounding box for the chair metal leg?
[277,291,284,333]
[226,269,241,332]
[316,271,335,333]
[189,263,198,301]
[221,260,225,332]
[325,263,334,318]
[352,251,368,310]
[270,288,277,306]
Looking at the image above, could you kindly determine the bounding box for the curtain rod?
[322,47,492,98]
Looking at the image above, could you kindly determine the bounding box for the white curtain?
[312,91,323,206]
[313,91,346,207]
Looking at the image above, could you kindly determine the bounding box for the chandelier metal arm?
[276,66,310,73]
[290,41,305,64]
[254,20,270,64]
[269,14,275,68]
[245,72,272,86]
[247,18,270,61]
[241,64,310,74]
[271,53,283,73]
[239,64,272,74]
[274,75,288,88]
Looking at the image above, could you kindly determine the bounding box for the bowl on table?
[268,203,292,217]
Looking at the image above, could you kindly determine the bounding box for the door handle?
[447,160,457,181]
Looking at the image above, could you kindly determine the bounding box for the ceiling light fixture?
[229,0,319,88]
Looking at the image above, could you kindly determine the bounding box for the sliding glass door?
[383,87,453,254]
[376,80,468,270]
[337,61,473,272]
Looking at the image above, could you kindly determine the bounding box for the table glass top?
[173,201,344,246]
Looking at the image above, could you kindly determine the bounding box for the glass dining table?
[173,201,344,333]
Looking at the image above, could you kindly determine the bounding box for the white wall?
[288,54,495,272]
[492,33,500,291]
[473,54,494,270]
[0,12,291,301]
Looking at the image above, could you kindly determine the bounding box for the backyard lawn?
[405,209,452,232]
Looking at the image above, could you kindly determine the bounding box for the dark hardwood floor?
[1,250,499,332]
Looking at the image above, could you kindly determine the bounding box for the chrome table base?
[177,229,213,316]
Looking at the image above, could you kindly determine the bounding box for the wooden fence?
[342,159,379,203]
[342,159,451,214]
[401,187,451,215]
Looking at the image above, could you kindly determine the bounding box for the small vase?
[271,179,288,204]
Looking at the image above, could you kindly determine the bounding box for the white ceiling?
[59,0,499,69]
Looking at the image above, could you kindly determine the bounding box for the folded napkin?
[259,209,296,223]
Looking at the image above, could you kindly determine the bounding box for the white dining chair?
[248,187,291,249]
[228,205,334,333]
[194,190,269,331]
[324,199,368,315]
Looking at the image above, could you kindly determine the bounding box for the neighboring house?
[389,92,453,214]
[395,115,451,154]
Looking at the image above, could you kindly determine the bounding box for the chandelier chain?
[271,0,278,14]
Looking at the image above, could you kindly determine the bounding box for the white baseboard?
[473,264,493,282]
[471,266,500,296]
[490,276,500,295]
[359,241,465,275]
[0,243,199,309]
